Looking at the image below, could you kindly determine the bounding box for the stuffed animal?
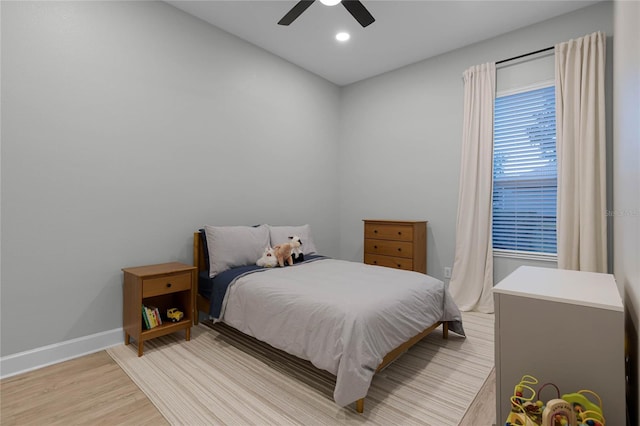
[290,235,303,260]
[256,245,278,268]
[273,236,302,267]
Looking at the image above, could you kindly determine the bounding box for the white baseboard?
[0,327,124,379]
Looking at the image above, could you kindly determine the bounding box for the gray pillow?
[204,224,270,278]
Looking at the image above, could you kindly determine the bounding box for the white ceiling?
[166,0,599,86]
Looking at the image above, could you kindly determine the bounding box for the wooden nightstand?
[363,220,427,273]
[122,262,196,356]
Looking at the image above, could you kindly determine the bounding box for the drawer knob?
[374,245,378,249]
[397,248,401,252]
[397,264,401,267]
[373,261,377,264]
[397,231,402,235]
[166,283,172,288]
[374,230,378,234]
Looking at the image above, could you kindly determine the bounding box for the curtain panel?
[449,63,496,314]
[555,31,608,273]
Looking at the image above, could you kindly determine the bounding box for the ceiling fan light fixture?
[336,32,350,42]
[278,0,374,27]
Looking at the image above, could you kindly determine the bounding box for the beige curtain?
[555,32,607,272]
[449,63,495,314]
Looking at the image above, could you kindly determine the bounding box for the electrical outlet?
[443,267,452,278]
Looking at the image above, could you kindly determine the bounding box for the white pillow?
[204,225,270,278]
[268,224,318,255]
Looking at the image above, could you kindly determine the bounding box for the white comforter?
[221,258,463,407]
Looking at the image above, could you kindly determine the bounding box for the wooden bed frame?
[192,232,448,413]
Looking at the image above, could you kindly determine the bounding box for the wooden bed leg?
[356,398,364,413]
[443,321,449,339]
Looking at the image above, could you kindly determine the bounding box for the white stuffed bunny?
[256,245,278,268]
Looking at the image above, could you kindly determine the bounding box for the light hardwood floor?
[0,351,167,426]
[1,351,496,425]
[460,367,497,426]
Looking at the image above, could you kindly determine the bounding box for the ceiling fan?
[278,0,375,28]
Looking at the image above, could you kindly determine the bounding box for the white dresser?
[493,266,625,426]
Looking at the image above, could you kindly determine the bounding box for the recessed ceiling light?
[336,32,350,42]
[320,0,341,6]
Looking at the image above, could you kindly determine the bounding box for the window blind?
[492,85,557,254]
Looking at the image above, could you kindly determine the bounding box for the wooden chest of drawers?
[363,220,427,273]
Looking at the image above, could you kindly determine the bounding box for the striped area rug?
[108,312,494,425]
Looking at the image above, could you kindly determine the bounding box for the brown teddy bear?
[273,236,302,267]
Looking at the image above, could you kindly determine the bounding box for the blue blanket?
[206,255,326,319]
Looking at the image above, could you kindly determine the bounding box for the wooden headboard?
[193,231,209,324]
[193,231,207,273]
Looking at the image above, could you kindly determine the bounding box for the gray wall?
[337,2,613,285]
[1,0,629,380]
[613,1,640,423]
[1,1,340,356]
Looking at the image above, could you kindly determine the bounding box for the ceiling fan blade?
[278,0,315,26]
[341,0,375,27]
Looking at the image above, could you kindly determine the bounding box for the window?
[492,84,557,257]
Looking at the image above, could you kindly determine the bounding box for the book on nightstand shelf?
[149,305,162,326]
[146,306,156,328]
[142,305,151,329]
[142,305,162,330]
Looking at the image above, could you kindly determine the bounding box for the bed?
[192,225,464,413]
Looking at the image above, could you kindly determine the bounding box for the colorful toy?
[506,375,540,426]
[505,376,607,426]
[562,390,605,426]
[541,399,576,426]
[166,308,183,322]
[256,245,278,268]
